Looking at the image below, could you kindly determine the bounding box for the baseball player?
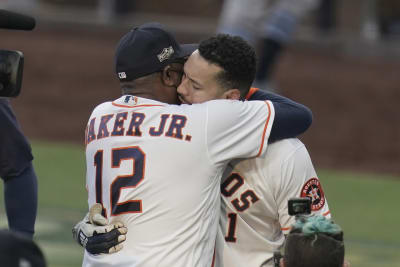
[0,98,38,238]
[217,0,320,89]
[217,117,331,267]
[76,24,314,267]
[77,94,330,267]
[75,33,329,267]
[178,42,330,267]
[218,139,331,267]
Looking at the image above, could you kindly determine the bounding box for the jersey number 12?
[93,146,145,218]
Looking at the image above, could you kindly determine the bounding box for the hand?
[72,203,128,254]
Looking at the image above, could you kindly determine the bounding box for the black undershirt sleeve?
[248,89,312,143]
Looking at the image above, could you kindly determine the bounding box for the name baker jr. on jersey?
[85,99,191,145]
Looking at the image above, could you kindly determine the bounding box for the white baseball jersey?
[217,138,330,267]
[82,95,275,267]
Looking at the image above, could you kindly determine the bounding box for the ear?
[222,89,241,100]
[280,258,285,267]
[161,65,181,87]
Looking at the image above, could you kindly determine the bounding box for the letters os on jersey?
[218,138,331,267]
[83,95,275,267]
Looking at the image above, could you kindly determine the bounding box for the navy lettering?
[165,115,187,139]
[111,112,128,136]
[126,112,145,137]
[149,114,170,136]
[97,114,114,139]
[221,173,244,197]
[87,118,96,144]
[232,190,259,212]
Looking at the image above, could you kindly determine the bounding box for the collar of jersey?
[245,87,259,100]
[112,95,166,108]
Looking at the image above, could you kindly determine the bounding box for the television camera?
[0,9,35,97]
[273,197,312,267]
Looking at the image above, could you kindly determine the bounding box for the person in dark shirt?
[0,98,38,238]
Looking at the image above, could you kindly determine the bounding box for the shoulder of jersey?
[177,99,238,111]
[90,101,113,115]
[265,138,305,158]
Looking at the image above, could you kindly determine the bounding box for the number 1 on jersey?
[225,213,238,242]
[94,146,145,217]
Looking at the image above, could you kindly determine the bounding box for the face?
[157,63,185,105]
[177,50,227,104]
[157,83,180,105]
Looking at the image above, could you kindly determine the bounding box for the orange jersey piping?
[245,87,259,100]
[211,247,216,267]
[256,101,272,157]
[112,102,164,108]
[323,210,331,216]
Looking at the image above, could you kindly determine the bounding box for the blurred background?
[0,0,399,266]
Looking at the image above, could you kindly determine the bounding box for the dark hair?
[198,34,256,97]
[284,216,345,267]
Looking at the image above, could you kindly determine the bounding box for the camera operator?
[278,214,350,267]
[0,9,38,239]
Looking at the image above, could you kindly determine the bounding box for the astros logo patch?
[300,178,325,211]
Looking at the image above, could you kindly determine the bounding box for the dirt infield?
[2,24,399,175]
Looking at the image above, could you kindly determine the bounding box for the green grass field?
[0,141,399,267]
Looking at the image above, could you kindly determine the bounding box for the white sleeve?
[276,143,331,234]
[206,99,275,164]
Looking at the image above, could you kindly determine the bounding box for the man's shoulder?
[90,101,113,116]
[268,138,305,153]
[252,138,306,166]
[231,139,305,172]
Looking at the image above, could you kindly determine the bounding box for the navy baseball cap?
[115,22,198,81]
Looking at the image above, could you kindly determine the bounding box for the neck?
[123,91,158,100]
[121,74,161,101]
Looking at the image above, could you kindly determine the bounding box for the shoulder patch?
[300,178,325,211]
[124,95,138,105]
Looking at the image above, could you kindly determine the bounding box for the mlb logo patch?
[124,95,138,105]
